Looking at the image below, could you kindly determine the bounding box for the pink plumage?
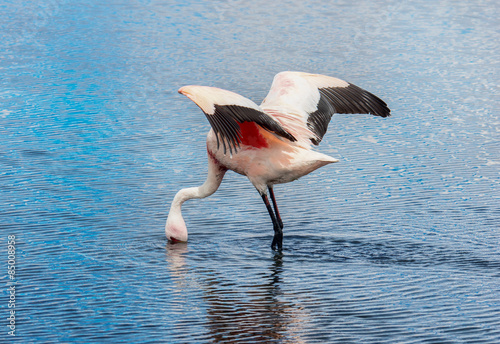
[166,71,390,250]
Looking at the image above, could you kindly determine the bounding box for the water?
[1,0,499,342]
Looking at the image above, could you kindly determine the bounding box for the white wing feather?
[260,72,344,146]
[261,71,389,146]
[179,85,261,115]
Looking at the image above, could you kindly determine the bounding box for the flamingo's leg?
[261,193,283,251]
[268,187,283,229]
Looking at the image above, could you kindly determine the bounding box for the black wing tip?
[373,105,391,118]
[370,95,391,118]
[320,85,392,118]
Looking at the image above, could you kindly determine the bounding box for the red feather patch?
[238,121,269,149]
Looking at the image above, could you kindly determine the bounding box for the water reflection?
[166,244,308,343]
[165,241,189,274]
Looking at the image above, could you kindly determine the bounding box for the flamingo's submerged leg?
[261,193,283,251]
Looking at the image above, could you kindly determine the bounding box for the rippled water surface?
[1,0,499,343]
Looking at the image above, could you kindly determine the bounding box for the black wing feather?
[307,84,390,145]
[208,105,296,154]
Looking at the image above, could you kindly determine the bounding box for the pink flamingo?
[166,72,390,250]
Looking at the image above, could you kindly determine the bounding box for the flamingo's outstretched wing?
[179,85,296,154]
[261,72,390,145]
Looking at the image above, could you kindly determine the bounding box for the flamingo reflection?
[165,243,309,343]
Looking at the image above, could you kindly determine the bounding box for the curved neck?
[166,155,226,241]
[170,156,227,213]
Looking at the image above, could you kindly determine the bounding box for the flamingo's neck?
[166,153,227,242]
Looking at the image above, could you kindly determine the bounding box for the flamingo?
[166,71,390,250]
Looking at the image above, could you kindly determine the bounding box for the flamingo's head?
[165,211,188,243]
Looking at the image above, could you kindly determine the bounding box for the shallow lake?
[1,0,499,342]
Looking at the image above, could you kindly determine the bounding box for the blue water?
[1,0,499,343]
